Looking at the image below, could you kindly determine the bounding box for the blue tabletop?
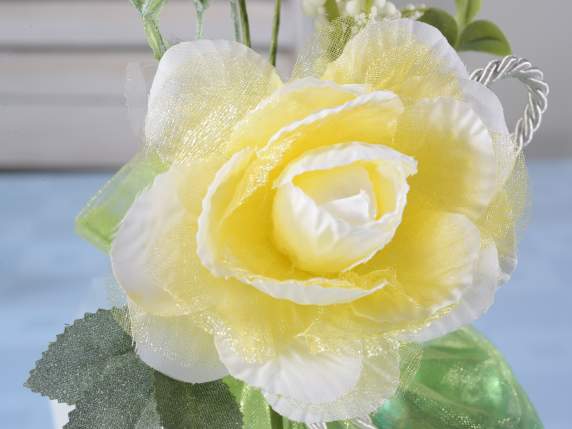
[1,160,571,428]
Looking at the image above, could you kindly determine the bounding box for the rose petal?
[226,77,367,156]
[274,142,417,186]
[477,159,527,285]
[215,336,362,404]
[232,273,388,306]
[322,20,468,102]
[146,40,282,161]
[129,302,228,383]
[353,210,482,320]
[460,79,509,135]
[396,97,497,221]
[111,170,189,316]
[262,340,401,423]
[404,243,501,342]
[197,148,389,305]
[201,92,404,294]
[196,149,254,278]
[460,78,519,191]
[273,142,417,274]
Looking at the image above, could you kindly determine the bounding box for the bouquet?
[26,1,549,427]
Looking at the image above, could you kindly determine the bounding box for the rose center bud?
[272,142,417,275]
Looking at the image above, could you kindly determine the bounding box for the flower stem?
[269,407,284,429]
[230,0,242,42]
[143,18,167,60]
[237,0,252,47]
[364,0,374,14]
[324,0,340,21]
[195,7,205,39]
[269,0,282,66]
[129,0,168,60]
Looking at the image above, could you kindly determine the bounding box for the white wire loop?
[470,55,549,151]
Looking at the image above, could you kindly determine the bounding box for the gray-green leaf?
[25,309,134,405]
[458,20,512,56]
[455,0,482,29]
[65,352,160,429]
[154,373,243,429]
[419,8,459,48]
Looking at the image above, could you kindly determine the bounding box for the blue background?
[1,161,571,428]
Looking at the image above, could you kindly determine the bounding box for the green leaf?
[25,309,259,429]
[419,8,459,48]
[25,309,133,404]
[154,373,243,429]
[225,377,274,428]
[458,20,512,56]
[65,352,160,429]
[455,0,482,28]
[26,309,161,428]
[135,399,163,429]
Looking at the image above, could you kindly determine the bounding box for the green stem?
[195,7,205,39]
[237,0,251,47]
[324,0,340,21]
[230,0,242,42]
[269,407,284,429]
[142,18,167,60]
[269,0,282,66]
[131,0,168,59]
[364,0,374,14]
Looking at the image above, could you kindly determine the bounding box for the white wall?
[428,0,571,157]
[0,0,569,168]
[0,0,302,168]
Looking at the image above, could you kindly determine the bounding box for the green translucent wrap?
[226,328,542,429]
[76,151,167,252]
[372,327,543,429]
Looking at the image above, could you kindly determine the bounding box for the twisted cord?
[470,55,549,151]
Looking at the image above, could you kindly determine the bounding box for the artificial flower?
[107,19,525,423]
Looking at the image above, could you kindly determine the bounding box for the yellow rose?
[105,20,525,423]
